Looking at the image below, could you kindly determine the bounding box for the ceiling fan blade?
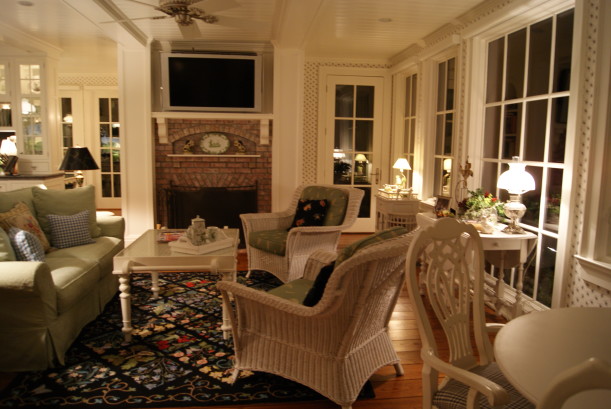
[100,15,166,24]
[179,22,202,39]
[190,0,240,14]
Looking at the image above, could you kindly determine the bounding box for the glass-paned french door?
[434,58,455,198]
[402,74,417,188]
[325,75,384,232]
[482,9,574,307]
[97,97,121,207]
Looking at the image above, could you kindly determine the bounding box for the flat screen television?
[161,52,262,112]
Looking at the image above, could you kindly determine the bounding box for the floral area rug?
[0,271,374,408]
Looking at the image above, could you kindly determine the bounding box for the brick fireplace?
[153,116,272,230]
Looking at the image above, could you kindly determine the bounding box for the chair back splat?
[405,217,534,409]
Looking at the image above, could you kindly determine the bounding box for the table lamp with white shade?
[393,157,411,190]
[497,157,535,234]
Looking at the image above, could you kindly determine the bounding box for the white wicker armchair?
[240,184,364,283]
[217,232,414,409]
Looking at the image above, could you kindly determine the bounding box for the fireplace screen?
[166,183,258,248]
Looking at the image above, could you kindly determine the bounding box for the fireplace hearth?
[165,183,257,248]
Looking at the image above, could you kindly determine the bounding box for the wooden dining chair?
[405,217,534,409]
[537,357,611,409]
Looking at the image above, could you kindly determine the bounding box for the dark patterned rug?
[0,271,374,408]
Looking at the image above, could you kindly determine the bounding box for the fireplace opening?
[165,183,258,248]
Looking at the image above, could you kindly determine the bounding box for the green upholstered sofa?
[0,185,124,371]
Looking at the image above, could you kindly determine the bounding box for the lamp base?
[502,222,526,234]
[502,198,527,234]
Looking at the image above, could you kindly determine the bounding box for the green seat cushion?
[300,186,349,226]
[248,229,289,256]
[268,278,314,304]
[32,185,101,239]
[335,226,409,267]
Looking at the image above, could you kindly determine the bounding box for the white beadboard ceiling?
[0,0,485,62]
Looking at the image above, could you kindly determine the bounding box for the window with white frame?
[434,58,455,197]
[402,73,417,187]
[482,9,574,307]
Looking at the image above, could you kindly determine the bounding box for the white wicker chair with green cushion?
[405,218,534,409]
[241,184,364,283]
[217,229,416,409]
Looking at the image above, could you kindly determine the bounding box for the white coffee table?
[112,228,240,342]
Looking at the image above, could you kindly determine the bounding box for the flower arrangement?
[458,188,505,220]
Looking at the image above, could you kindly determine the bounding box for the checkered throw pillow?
[7,227,45,261]
[47,210,95,249]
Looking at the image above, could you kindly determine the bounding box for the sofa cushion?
[45,257,101,314]
[7,227,45,262]
[300,186,348,226]
[0,187,35,214]
[248,229,289,256]
[0,202,50,251]
[48,210,95,249]
[0,227,16,261]
[291,199,328,228]
[32,185,101,239]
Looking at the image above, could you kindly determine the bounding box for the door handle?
[370,168,381,184]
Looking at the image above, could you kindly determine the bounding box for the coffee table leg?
[118,261,133,342]
[213,260,234,340]
[151,271,160,298]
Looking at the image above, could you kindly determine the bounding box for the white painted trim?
[575,256,611,291]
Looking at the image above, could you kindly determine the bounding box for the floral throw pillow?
[0,202,50,251]
[290,199,328,228]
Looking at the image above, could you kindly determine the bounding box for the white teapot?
[186,215,207,246]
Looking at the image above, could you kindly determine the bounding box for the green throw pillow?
[32,185,101,239]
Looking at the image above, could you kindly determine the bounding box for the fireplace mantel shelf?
[167,154,261,158]
[153,112,272,145]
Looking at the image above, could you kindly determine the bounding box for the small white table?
[416,213,537,318]
[479,230,537,317]
[112,228,240,342]
[494,307,611,408]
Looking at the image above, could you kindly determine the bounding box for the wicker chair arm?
[421,350,510,407]
[241,211,294,232]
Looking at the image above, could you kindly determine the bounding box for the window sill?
[574,255,611,291]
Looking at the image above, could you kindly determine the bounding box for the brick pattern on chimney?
[154,118,271,227]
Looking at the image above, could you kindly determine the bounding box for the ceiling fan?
[121,0,241,38]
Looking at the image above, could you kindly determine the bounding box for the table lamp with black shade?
[59,147,99,187]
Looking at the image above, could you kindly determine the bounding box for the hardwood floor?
[0,232,502,408]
